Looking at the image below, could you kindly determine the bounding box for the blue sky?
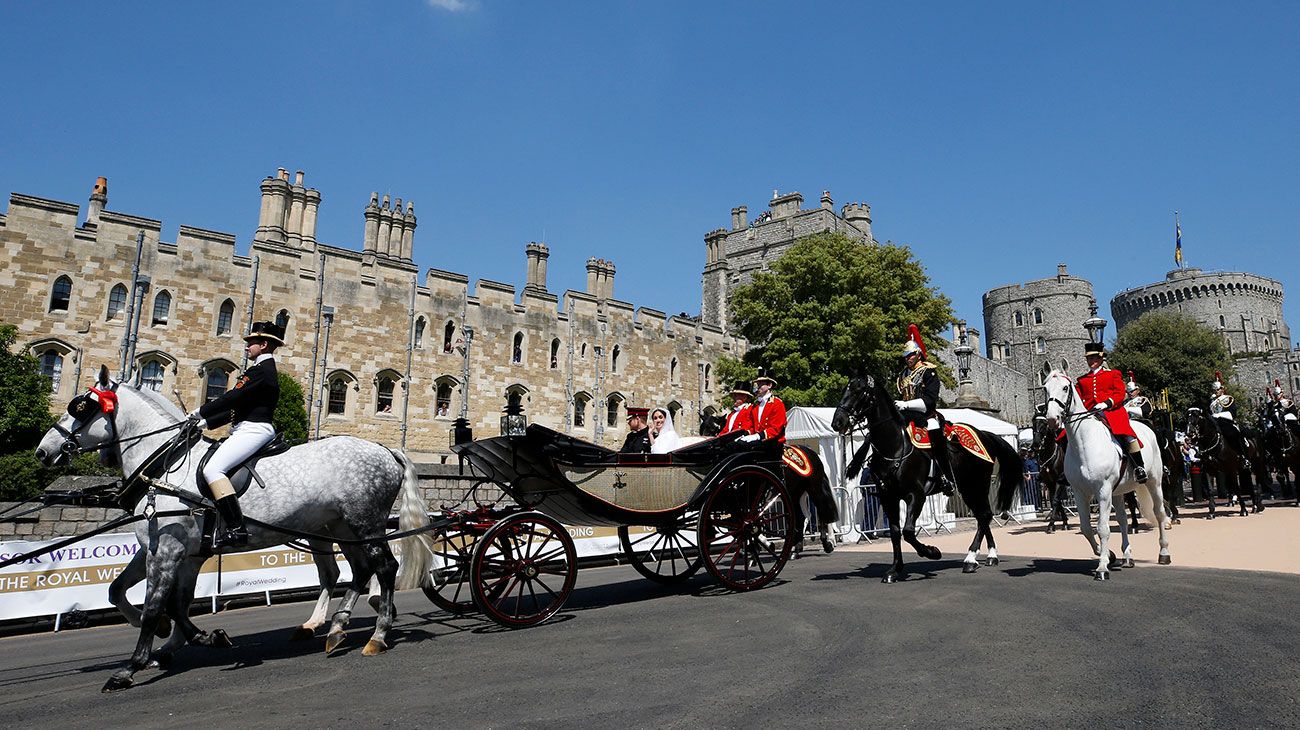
[3,2,1297,345]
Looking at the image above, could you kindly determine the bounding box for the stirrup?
[213,528,249,549]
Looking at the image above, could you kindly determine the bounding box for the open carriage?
[426,424,797,627]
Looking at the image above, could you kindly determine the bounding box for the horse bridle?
[840,379,915,467]
[1043,375,1100,427]
[1185,407,1223,456]
[54,385,186,462]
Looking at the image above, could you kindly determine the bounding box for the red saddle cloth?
[907,423,994,463]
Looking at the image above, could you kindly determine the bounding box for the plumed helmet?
[1125,371,1139,394]
[1275,379,1283,396]
[901,324,927,359]
[1212,370,1224,393]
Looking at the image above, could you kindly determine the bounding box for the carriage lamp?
[954,321,973,384]
[450,417,473,449]
[1083,299,1108,344]
[500,402,528,437]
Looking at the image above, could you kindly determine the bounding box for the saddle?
[781,445,814,477]
[906,422,994,464]
[195,433,291,500]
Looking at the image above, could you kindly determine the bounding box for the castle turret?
[363,192,380,253]
[770,191,803,219]
[524,242,550,294]
[85,176,107,228]
[841,202,872,240]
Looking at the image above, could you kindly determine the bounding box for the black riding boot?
[929,428,956,495]
[213,495,249,549]
[1127,446,1148,484]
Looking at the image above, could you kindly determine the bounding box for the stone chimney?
[586,258,601,296]
[377,194,393,257]
[601,259,615,300]
[302,187,321,249]
[820,190,833,211]
[86,176,108,227]
[770,191,803,219]
[256,169,293,243]
[730,205,747,231]
[968,327,981,355]
[389,198,403,257]
[1057,263,1069,281]
[363,193,380,253]
[400,201,416,260]
[285,170,307,248]
[524,242,550,293]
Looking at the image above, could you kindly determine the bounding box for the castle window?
[704,363,713,392]
[1220,315,1226,327]
[550,338,561,369]
[39,350,63,394]
[670,357,679,385]
[1032,308,1043,325]
[1035,337,1046,354]
[107,284,128,321]
[443,321,456,353]
[512,332,524,364]
[611,345,621,374]
[217,299,235,335]
[139,360,165,392]
[376,374,397,414]
[152,290,171,326]
[668,401,682,424]
[574,392,590,428]
[435,377,457,418]
[329,378,349,415]
[414,317,426,349]
[606,394,623,427]
[1013,311,1023,327]
[581,343,588,359]
[204,368,230,404]
[275,309,291,330]
[49,276,72,312]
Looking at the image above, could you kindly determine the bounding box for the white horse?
[35,367,433,691]
[1042,370,1171,579]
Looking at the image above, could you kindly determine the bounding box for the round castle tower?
[1110,268,1290,354]
[982,264,1096,386]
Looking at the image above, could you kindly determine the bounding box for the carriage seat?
[196,433,291,500]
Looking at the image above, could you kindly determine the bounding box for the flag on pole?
[1174,212,1183,267]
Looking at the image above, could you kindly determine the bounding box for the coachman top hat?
[244,320,286,346]
[729,382,754,399]
[753,369,777,388]
[1083,342,1106,356]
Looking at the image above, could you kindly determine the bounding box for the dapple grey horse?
[35,367,432,692]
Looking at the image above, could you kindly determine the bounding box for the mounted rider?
[740,371,786,444]
[1209,371,1250,466]
[1123,371,1153,422]
[188,320,285,549]
[894,324,954,495]
[1266,379,1297,426]
[719,382,755,436]
[1077,341,1148,483]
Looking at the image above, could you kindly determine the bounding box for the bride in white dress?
[649,407,681,454]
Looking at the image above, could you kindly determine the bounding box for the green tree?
[1107,312,1238,418]
[711,356,758,410]
[274,372,310,444]
[727,232,953,406]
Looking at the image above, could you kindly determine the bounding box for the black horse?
[1186,407,1260,517]
[831,371,1023,582]
[1030,416,1072,534]
[1256,404,1297,500]
[698,411,839,554]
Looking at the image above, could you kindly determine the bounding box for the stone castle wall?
[1110,268,1291,355]
[0,172,744,455]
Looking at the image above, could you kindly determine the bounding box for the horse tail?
[390,450,433,591]
[980,430,1023,514]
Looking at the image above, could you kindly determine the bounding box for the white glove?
[186,410,207,430]
[893,400,907,412]
[1092,403,1108,412]
[895,398,926,413]
[739,433,761,443]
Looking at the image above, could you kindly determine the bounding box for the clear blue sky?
[3,2,1297,345]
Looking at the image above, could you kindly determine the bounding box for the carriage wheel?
[422,524,477,614]
[470,512,577,628]
[697,466,795,591]
[618,515,703,585]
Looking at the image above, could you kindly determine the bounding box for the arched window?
[668,401,682,424]
[413,317,426,349]
[328,379,349,415]
[1013,311,1023,327]
[435,379,455,417]
[1035,337,1046,354]
[151,290,171,326]
[574,392,591,428]
[375,373,398,413]
[704,363,713,392]
[217,299,235,335]
[1032,308,1043,325]
[606,394,623,427]
[581,342,588,359]
[443,321,456,353]
[670,357,679,385]
[139,360,165,392]
[611,345,621,373]
[1219,315,1226,327]
[204,368,230,404]
[39,350,63,394]
[107,284,128,321]
[275,309,291,330]
[512,332,524,364]
[550,338,561,369]
[50,276,72,312]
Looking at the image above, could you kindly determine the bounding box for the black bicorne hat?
[244,321,286,345]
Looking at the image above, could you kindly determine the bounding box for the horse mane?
[119,384,185,420]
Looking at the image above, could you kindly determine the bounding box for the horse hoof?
[962,562,979,574]
[102,672,133,693]
[1094,570,1109,581]
[290,626,316,642]
[821,539,835,554]
[922,548,942,561]
[1046,526,1054,534]
[1121,558,1136,569]
[145,654,172,671]
[208,629,233,648]
[1172,518,1182,525]
[361,639,388,656]
[986,557,999,567]
[1158,555,1172,565]
[154,616,172,639]
[882,573,902,584]
[325,631,346,655]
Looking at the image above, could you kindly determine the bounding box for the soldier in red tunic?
[743,372,787,444]
[1077,341,1148,482]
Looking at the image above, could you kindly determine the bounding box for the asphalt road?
[1,551,1297,729]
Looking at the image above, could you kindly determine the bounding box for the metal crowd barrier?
[830,482,890,543]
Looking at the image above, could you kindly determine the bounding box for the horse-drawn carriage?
[423,424,798,627]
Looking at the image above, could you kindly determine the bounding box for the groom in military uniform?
[620,407,652,454]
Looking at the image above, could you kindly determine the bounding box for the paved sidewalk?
[841,501,1300,575]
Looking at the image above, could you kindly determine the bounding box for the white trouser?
[203,421,275,484]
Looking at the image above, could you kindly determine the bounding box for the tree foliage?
[274,371,310,445]
[1107,312,1239,418]
[711,356,758,410]
[727,232,953,407]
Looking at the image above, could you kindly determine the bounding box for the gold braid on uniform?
[896,361,936,400]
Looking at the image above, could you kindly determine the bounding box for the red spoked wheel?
[422,523,479,614]
[618,514,703,585]
[470,512,577,628]
[697,466,795,591]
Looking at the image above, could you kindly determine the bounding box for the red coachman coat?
[1076,367,1137,439]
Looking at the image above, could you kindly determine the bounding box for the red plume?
[907,324,926,359]
[1128,371,1135,381]
[1215,371,1222,381]
[1276,379,1282,387]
